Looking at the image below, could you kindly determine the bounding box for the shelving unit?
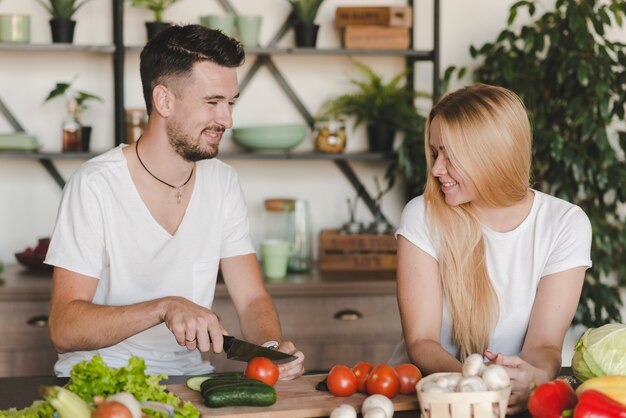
[0,0,439,224]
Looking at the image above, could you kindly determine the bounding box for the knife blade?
[222,335,297,364]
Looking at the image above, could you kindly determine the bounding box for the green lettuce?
[67,356,199,418]
[572,323,626,382]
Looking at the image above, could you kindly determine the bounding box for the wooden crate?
[319,229,397,271]
[335,6,413,28]
[342,26,410,50]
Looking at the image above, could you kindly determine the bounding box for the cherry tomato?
[366,364,400,398]
[352,361,374,393]
[394,363,422,395]
[528,379,577,418]
[327,365,358,397]
[244,357,279,386]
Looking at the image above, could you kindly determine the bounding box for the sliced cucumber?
[186,372,244,392]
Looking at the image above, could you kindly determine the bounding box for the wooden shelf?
[0,150,394,161]
[0,43,116,53]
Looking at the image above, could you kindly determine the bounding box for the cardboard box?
[319,229,397,271]
[335,6,413,28]
[342,26,410,50]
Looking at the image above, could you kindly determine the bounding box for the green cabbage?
[572,323,626,382]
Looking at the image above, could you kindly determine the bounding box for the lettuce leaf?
[67,356,199,418]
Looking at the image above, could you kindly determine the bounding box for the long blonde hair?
[424,83,532,359]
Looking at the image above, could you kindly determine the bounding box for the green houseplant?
[130,0,180,39]
[446,0,626,327]
[320,61,425,155]
[33,0,94,43]
[287,0,324,47]
[45,78,103,152]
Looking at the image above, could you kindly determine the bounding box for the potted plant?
[444,0,626,327]
[320,61,424,153]
[130,0,180,40]
[45,78,103,152]
[287,0,324,47]
[33,0,93,43]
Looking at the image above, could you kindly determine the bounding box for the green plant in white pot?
[130,0,180,40]
[287,0,324,47]
[33,0,94,43]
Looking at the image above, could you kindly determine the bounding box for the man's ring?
[186,337,196,342]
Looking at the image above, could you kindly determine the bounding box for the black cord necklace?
[135,137,194,204]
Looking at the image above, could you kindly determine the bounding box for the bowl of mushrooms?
[416,354,511,418]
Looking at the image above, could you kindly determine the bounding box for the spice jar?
[314,119,347,153]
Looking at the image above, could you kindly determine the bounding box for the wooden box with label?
[342,26,410,50]
[318,229,397,271]
[335,6,413,28]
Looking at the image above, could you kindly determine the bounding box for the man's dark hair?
[140,24,245,114]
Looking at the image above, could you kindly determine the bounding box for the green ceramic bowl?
[232,124,307,151]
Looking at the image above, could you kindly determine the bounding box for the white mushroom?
[421,380,453,393]
[462,353,486,377]
[330,404,357,418]
[435,373,462,391]
[362,394,394,418]
[363,407,390,418]
[457,376,488,392]
[481,364,511,390]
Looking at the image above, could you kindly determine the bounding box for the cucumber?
[203,382,277,408]
[200,378,266,395]
[186,372,244,392]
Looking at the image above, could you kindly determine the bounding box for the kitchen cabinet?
[0,265,400,376]
[205,280,402,373]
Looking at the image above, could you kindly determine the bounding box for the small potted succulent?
[287,0,324,47]
[33,0,94,43]
[45,78,103,151]
[130,0,180,40]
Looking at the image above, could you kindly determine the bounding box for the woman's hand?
[276,340,305,380]
[484,350,547,415]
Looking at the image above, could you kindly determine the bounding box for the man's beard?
[167,121,224,162]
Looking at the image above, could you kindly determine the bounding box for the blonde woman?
[392,84,591,413]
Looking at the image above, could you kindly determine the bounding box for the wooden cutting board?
[168,374,419,418]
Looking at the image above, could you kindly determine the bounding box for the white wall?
[0,0,517,263]
[0,0,624,363]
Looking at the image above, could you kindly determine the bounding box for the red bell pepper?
[528,380,578,418]
[573,390,626,418]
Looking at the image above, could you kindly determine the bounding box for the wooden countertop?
[0,264,397,302]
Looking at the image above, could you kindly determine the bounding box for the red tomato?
[394,363,422,395]
[366,364,400,398]
[352,361,374,393]
[327,365,358,397]
[244,357,279,386]
[92,401,132,418]
[528,379,577,418]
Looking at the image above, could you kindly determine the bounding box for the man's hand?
[161,296,228,353]
[276,341,305,380]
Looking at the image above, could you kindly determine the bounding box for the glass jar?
[314,119,347,153]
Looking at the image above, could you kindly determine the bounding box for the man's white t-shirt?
[45,145,255,376]
[390,190,592,364]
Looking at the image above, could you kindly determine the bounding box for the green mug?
[261,239,292,281]
[200,14,236,37]
[235,15,262,48]
[0,14,30,43]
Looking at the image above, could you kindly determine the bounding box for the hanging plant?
[447,0,626,326]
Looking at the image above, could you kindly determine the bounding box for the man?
[45,24,305,378]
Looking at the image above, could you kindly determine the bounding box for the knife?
[221,335,297,364]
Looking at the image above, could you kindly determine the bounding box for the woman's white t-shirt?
[390,190,592,363]
[45,145,255,376]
